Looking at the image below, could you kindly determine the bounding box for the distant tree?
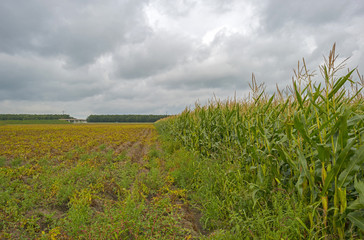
[0,114,73,120]
[86,115,168,123]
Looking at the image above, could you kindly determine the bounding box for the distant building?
[59,119,87,123]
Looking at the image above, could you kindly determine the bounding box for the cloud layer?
[1,0,363,118]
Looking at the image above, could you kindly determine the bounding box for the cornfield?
[156,44,364,239]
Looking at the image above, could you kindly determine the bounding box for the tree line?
[0,114,169,123]
[0,114,73,120]
[86,115,168,123]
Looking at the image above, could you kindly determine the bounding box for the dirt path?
[120,127,205,239]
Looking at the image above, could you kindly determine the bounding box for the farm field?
[1,48,364,239]
[0,124,198,239]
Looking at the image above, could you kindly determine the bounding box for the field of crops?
[156,48,364,239]
[0,124,198,239]
[1,47,364,239]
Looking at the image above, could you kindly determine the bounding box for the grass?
[155,44,364,239]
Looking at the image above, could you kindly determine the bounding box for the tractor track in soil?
[122,127,205,238]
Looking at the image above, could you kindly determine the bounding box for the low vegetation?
[0,124,196,239]
[155,45,364,239]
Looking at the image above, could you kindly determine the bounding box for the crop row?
[0,124,156,160]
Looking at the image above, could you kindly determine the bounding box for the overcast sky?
[1,0,363,118]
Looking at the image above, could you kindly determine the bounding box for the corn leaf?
[338,145,364,188]
[347,211,364,231]
[297,149,314,188]
[293,81,304,109]
[294,112,313,146]
[322,138,356,194]
[328,69,355,99]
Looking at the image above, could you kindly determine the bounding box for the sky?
[0,0,363,118]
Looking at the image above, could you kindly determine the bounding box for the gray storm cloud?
[0,0,363,118]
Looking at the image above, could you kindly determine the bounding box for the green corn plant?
[347,177,364,233]
[155,44,363,239]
